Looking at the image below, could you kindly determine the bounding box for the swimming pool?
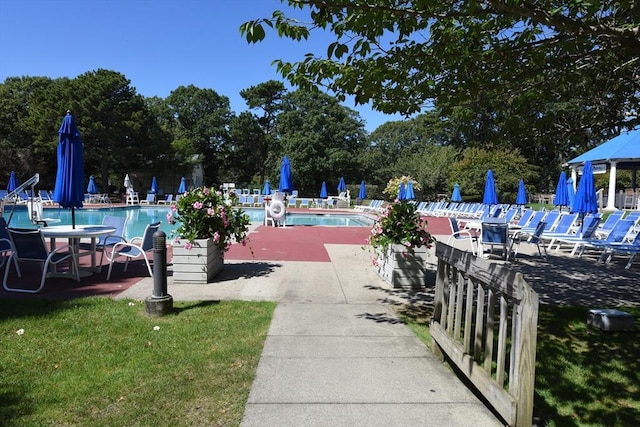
[2,206,374,239]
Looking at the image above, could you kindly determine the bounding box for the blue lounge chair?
[575,219,635,257]
[597,231,640,269]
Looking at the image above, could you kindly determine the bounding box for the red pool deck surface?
[0,215,451,299]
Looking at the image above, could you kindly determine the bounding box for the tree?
[241,1,640,156]
[275,89,367,194]
[239,80,287,185]
[165,85,233,185]
[449,147,539,203]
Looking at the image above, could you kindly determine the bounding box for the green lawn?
[0,298,275,427]
[396,304,640,427]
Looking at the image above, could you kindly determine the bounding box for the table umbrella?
[405,180,415,200]
[358,180,366,200]
[553,171,569,209]
[398,182,407,200]
[278,156,293,194]
[7,171,18,192]
[337,177,347,193]
[177,176,187,194]
[515,179,527,205]
[451,183,462,202]
[262,180,271,195]
[482,170,498,205]
[52,112,84,228]
[571,161,598,231]
[567,178,575,208]
[150,176,158,194]
[87,175,98,194]
[320,181,328,198]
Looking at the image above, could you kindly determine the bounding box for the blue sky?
[0,0,405,132]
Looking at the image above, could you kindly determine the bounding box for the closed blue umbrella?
[87,175,98,194]
[177,176,187,194]
[515,179,527,205]
[572,161,598,229]
[337,177,347,192]
[405,180,415,200]
[553,171,569,208]
[358,180,366,200]
[320,181,328,198]
[262,180,271,195]
[150,176,158,194]
[398,182,407,200]
[451,183,462,202]
[7,171,18,192]
[53,112,85,228]
[482,170,498,205]
[567,178,575,208]
[279,156,293,194]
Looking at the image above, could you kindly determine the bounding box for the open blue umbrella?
[398,182,407,200]
[567,178,575,208]
[279,156,293,194]
[337,177,347,193]
[87,175,98,194]
[262,180,271,195]
[53,112,85,228]
[482,170,498,205]
[451,183,462,202]
[405,180,415,200]
[320,181,328,198]
[150,176,158,194]
[516,179,527,205]
[553,171,569,208]
[7,171,18,192]
[358,180,366,200]
[177,176,186,194]
[572,161,598,231]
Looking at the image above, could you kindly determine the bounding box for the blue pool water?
[2,206,374,239]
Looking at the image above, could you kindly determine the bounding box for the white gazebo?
[566,128,640,210]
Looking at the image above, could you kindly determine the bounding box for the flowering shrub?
[167,186,250,251]
[366,201,434,263]
[383,175,421,199]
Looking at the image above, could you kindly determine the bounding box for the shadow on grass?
[534,306,640,426]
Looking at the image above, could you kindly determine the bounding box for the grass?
[395,304,640,427]
[0,297,276,427]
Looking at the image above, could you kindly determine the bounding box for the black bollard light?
[145,230,173,316]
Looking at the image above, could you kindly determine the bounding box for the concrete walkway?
[117,241,504,426]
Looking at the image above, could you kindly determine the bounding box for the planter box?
[172,238,223,284]
[376,244,428,289]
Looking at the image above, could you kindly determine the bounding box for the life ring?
[269,200,286,221]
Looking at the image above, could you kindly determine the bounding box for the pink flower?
[193,201,203,209]
[166,212,175,224]
[184,241,193,250]
[213,231,220,242]
[371,255,379,266]
[203,187,210,195]
[170,204,177,212]
[207,208,215,216]
[404,241,412,248]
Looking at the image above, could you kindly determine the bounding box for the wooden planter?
[172,238,224,284]
[375,244,428,290]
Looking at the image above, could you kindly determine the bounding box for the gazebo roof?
[567,128,640,167]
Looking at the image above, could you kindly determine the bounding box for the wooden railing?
[430,242,539,427]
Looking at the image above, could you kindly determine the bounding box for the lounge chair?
[3,228,79,293]
[594,210,624,238]
[597,231,640,269]
[576,219,635,257]
[549,215,602,254]
[39,190,55,205]
[157,194,174,205]
[479,222,510,260]
[106,222,160,280]
[140,193,156,204]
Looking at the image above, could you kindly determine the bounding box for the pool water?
[2,206,374,239]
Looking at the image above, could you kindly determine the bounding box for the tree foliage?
[241,0,640,156]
